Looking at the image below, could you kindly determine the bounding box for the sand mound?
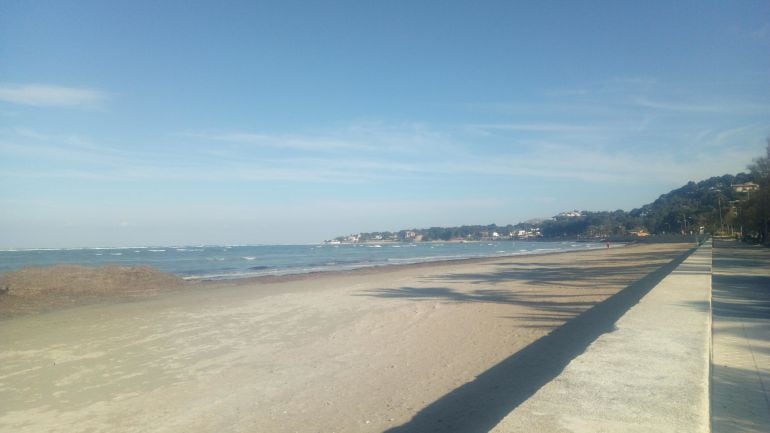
[0,265,185,317]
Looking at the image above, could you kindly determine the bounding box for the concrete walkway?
[711,240,770,433]
[490,242,712,433]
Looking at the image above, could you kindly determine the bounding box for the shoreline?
[0,242,632,318]
[0,241,611,278]
[198,243,616,285]
[0,241,695,319]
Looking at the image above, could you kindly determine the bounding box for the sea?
[0,241,604,280]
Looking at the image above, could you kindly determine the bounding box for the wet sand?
[0,243,692,433]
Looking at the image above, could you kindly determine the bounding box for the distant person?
[606,240,610,249]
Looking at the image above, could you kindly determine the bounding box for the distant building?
[733,182,759,193]
[512,229,541,239]
[556,210,582,218]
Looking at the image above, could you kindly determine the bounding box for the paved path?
[490,242,712,433]
[711,240,770,433]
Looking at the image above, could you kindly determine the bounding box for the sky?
[1,0,769,248]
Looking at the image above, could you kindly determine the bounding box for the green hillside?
[338,141,770,244]
[629,173,754,235]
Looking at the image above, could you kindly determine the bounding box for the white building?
[556,210,582,218]
[734,182,759,193]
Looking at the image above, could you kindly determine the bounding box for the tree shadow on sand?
[362,248,694,433]
[401,248,689,295]
[363,286,600,318]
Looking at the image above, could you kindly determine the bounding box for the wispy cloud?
[466,123,600,134]
[752,22,770,40]
[0,84,107,108]
[630,97,726,113]
[2,114,767,190]
[186,132,357,151]
[733,21,770,42]
[183,122,451,154]
[13,127,91,146]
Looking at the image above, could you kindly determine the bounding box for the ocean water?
[0,241,604,280]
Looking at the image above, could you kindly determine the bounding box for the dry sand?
[0,243,692,433]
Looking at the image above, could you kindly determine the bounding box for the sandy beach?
[0,242,692,433]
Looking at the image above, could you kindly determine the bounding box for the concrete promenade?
[490,242,712,432]
[711,240,770,433]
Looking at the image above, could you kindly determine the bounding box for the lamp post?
[714,189,724,235]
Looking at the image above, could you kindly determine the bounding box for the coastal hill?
[332,169,766,243]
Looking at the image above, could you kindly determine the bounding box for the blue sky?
[1,1,769,248]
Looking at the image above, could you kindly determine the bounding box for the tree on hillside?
[743,138,770,243]
[629,172,754,235]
